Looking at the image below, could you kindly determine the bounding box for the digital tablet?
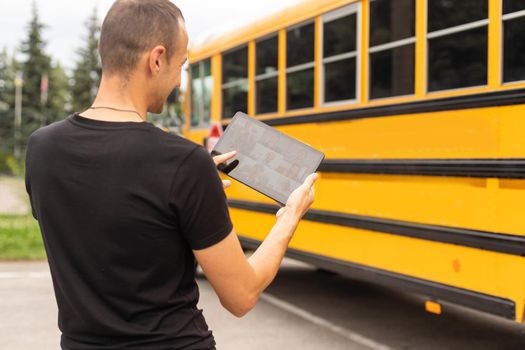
[212,112,325,205]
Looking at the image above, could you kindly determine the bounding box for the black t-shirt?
[25,113,233,350]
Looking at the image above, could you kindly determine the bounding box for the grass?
[0,214,46,260]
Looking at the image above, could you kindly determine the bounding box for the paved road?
[1,260,525,350]
[0,176,29,215]
[264,263,525,350]
[0,260,355,350]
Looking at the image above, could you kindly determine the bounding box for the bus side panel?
[231,208,525,322]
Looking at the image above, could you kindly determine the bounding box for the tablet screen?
[212,112,324,205]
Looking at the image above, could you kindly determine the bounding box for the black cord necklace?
[89,106,144,121]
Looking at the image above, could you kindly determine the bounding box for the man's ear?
[148,45,167,74]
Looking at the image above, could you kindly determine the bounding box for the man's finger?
[302,173,319,188]
[213,150,237,166]
[222,179,232,189]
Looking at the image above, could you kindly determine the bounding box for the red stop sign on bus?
[205,122,223,153]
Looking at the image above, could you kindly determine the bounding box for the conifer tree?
[19,2,52,139]
[0,49,17,157]
[47,61,71,123]
[72,7,101,112]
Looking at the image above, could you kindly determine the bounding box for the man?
[25,0,318,349]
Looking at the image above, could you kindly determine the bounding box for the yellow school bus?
[183,0,525,322]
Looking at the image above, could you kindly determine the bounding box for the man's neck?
[81,74,148,122]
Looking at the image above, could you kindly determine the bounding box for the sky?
[0,0,302,71]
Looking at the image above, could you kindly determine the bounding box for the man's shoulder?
[146,128,216,170]
[28,117,70,145]
[148,127,200,153]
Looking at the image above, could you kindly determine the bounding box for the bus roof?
[188,0,355,62]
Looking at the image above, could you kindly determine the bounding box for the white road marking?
[260,293,393,350]
[0,271,51,279]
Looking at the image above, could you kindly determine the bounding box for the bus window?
[427,0,488,92]
[286,22,315,110]
[503,0,525,83]
[369,0,415,99]
[504,0,525,14]
[255,35,278,114]
[322,4,359,104]
[190,59,212,128]
[222,46,248,119]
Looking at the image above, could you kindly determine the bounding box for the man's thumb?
[303,173,319,188]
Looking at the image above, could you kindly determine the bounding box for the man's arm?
[193,172,317,317]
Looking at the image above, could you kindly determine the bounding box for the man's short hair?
[99,0,184,77]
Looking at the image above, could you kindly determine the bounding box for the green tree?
[0,49,18,170]
[72,7,101,112]
[19,1,52,141]
[47,61,71,123]
[0,49,16,137]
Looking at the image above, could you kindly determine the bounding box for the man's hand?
[212,150,237,189]
[276,173,318,222]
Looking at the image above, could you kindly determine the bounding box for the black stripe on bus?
[318,158,525,179]
[228,199,525,256]
[222,88,525,127]
[239,236,516,320]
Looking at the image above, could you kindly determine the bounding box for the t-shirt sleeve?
[169,145,233,250]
